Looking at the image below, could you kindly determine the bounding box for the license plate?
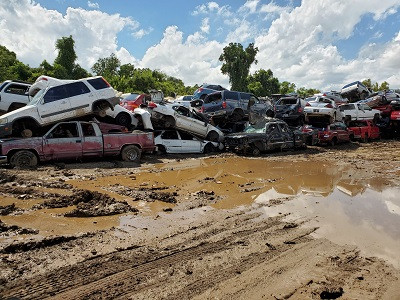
[313,109,319,112]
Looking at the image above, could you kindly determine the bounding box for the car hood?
[0,105,37,120]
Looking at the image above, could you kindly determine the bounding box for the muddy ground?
[0,141,400,299]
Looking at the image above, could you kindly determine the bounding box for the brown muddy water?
[1,156,399,267]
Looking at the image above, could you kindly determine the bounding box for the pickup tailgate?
[102,131,155,155]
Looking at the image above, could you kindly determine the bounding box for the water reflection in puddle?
[256,187,400,268]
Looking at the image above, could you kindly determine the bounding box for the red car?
[348,120,380,142]
[120,93,150,111]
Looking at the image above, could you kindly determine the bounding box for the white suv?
[0,76,119,138]
[0,80,31,114]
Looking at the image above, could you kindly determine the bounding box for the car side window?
[65,82,90,98]
[179,131,195,140]
[161,131,179,140]
[4,84,29,95]
[43,86,68,103]
[47,123,79,138]
[82,123,96,137]
[225,91,239,100]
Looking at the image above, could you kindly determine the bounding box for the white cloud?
[239,0,260,14]
[254,0,400,90]
[138,26,228,87]
[132,27,153,39]
[87,1,99,9]
[192,2,232,17]
[201,18,210,34]
[0,0,140,71]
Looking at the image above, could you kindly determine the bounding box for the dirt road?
[1,141,400,299]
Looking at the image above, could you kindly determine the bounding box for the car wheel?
[121,145,141,162]
[203,143,214,154]
[250,145,261,156]
[116,112,131,127]
[164,116,176,128]
[21,129,33,138]
[362,134,368,143]
[10,150,38,169]
[156,145,167,155]
[206,130,219,142]
[330,137,337,146]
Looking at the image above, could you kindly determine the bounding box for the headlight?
[0,118,8,125]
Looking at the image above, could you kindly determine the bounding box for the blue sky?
[1,0,400,91]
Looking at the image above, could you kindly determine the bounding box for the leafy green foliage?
[54,35,77,78]
[362,78,390,92]
[279,81,296,94]
[219,43,258,91]
[247,69,280,97]
[296,87,320,98]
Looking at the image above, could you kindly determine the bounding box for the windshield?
[278,98,297,105]
[28,88,45,105]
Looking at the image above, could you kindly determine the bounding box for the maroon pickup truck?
[0,121,155,168]
[348,120,380,142]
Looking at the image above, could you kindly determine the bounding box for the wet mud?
[0,141,400,299]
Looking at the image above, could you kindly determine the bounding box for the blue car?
[192,83,227,100]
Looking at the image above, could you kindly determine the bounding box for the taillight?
[148,102,157,108]
[222,101,227,109]
[325,103,333,108]
[298,107,303,112]
[306,102,311,106]
[199,88,203,92]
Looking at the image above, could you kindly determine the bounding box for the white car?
[173,95,193,107]
[0,80,31,114]
[155,129,223,154]
[0,75,119,138]
[147,103,224,142]
[304,97,342,123]
[339,103,381,122]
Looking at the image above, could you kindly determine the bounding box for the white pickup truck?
[339,102,381,122]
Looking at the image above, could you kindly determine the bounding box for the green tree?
[54,35,77,78]
[119,63,135,77]
[296,87,320,98]
[91,53,121,79]
[219,43,258,91]
[279,81,296,94]
[247,69,280,97]
[379,81,389,91]
[0,45,18,82]
[362,79,372,90]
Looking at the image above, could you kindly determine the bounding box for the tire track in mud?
[1,215,308,300]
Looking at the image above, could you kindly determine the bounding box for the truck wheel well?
[93,100,112,113]
[7,149,39,163]
[11,118,40,137]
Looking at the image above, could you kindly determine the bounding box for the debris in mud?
[0,220,38,237]
[283,223,298,229]
[240,186,262,193]
[0,204,21,216]
[0,171,17,184]
[320,286,344,299]
[148,191,177,204]
[65,199,138,217]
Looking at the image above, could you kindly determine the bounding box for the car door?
[266,123,283,149]
[81,123,103,157]
[173,106,193,132]
[65,82,93,117]
[160,130,181,153]
[43,123,82,160]
[179,131,202,153]
[38,85,71,123]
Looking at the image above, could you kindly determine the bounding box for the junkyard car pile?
[1,76,400,168]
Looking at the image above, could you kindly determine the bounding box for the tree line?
[0,36,393,99]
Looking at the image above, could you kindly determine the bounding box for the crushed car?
[316,121,353,146]
[154,129,223,154]
[0,80,31,114]
[147,102,224,142]
[224,118,307,156]
[341,81,371,102]
[0,121,155,168]
[347,120,380,142]
[304,96,342,124]
[274,96,306,126]
[0,76,119,138]
[120,93,150,111]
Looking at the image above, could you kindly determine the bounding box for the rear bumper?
[0,155,8,165]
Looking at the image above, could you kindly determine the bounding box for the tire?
[206,130,219,142]
[10,150,38,169]
[203,143,214,154]
[21,129,33,138]
[362,134,368,143]
[116,112,131,127]
[373,114,380,124]
[164,116,176,128]
[156,145,167,155]
[250,145,261,156]
[330,137,337,146]
[121,145,141,162]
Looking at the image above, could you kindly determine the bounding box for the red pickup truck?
[0,121,155,168]
[347,120,380,142]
